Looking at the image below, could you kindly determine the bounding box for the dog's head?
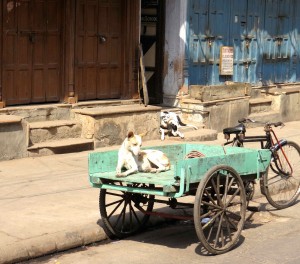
[160,111,171,128]
[125,131,143,156]
[161,111,170,123]
[160,111,179,131]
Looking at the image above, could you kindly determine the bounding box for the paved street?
[1,121,300,263]
[25,200,300,264]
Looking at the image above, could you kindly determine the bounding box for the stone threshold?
[249,98,273,105]
[0,99,141,112]
[182,96,251,106]
[262,87,300,95]
[73,104,162,117]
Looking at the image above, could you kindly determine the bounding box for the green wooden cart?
[89,143,271,254]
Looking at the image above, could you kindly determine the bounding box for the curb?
[0,224,107,264]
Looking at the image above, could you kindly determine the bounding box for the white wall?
[163,0,188,106]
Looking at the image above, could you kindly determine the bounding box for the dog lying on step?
[116,131,171,177]
[160,111,198,140]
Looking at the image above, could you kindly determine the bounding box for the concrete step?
[28,120,82,145]
[159,107,205,132]
[27,138,94,157]
[171,120,204,134]
[248,111,281,128]
[249,98,273,114]
[73,104,162,148]
[0,104,71,122]
[160,128,218,142]
[72,99,140,109]
[0,115,28,160]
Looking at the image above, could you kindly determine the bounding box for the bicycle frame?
[224,124,293,176]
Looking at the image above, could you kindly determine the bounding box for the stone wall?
[0,116,28,160]
[279,92,300,122]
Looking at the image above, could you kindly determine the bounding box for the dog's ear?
[127,131,134,138]
[139,132,147,138]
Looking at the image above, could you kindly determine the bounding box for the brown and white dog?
[116,131,170,177]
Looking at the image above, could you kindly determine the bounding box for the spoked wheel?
[263,141,300,209]
[194,165,247,255]
[99,182,154,239]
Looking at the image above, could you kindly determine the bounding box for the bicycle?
[223,118,300,209]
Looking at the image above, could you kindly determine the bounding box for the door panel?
[32,0,62,102]
[230,0,264,84]
[75,0,123,100]
[3,0,32,104]
[2,0,62,106]
[76,0,98,100]
[189,0,231,85]
[262,0,294,84]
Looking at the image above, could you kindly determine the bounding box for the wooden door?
[75,0,123,100]
[2,0,62,106]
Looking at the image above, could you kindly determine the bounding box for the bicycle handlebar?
[238,118,255,123]
[271,121,284,127]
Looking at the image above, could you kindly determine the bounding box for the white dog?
[116,131,171,177]
[160,111,198,140]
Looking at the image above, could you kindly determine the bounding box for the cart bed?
[89,143,271,197]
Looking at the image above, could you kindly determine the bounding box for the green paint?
[89,143,271,197]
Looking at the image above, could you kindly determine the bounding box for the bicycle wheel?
[194,165,246,254]
[99,182,154,239]
[263,141,300,209]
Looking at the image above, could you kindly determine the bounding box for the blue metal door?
[292,0,300,82]
[189,0,230,85]
[188,0,300,86]
[262,0,295,84]
[230,0,264,84]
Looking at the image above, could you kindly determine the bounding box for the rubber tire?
[263,141,300,209]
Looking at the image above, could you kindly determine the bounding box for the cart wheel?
[194,165,247,255]
[263,141,300,209]
[99,182,154,239]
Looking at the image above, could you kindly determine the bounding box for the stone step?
[0,115,27,160]
[28,120,82,145]
[72,104,162,148]
[27,138,94,157]
[0,114,23,124]
[72,99,140,109]
[0,104,71,122]
[249,98,273,114]
[248,111,281,128]
[159,108,205,132]
[160,128,218,142]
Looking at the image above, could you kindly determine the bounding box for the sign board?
[219,46,234,75]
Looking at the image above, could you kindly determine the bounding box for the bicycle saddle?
[223,123,246,134]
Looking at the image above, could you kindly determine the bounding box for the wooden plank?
[139,45,149,106]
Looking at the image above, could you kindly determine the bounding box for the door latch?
[97,34,106,43]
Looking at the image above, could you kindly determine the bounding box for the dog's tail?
[177,116,198,130]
